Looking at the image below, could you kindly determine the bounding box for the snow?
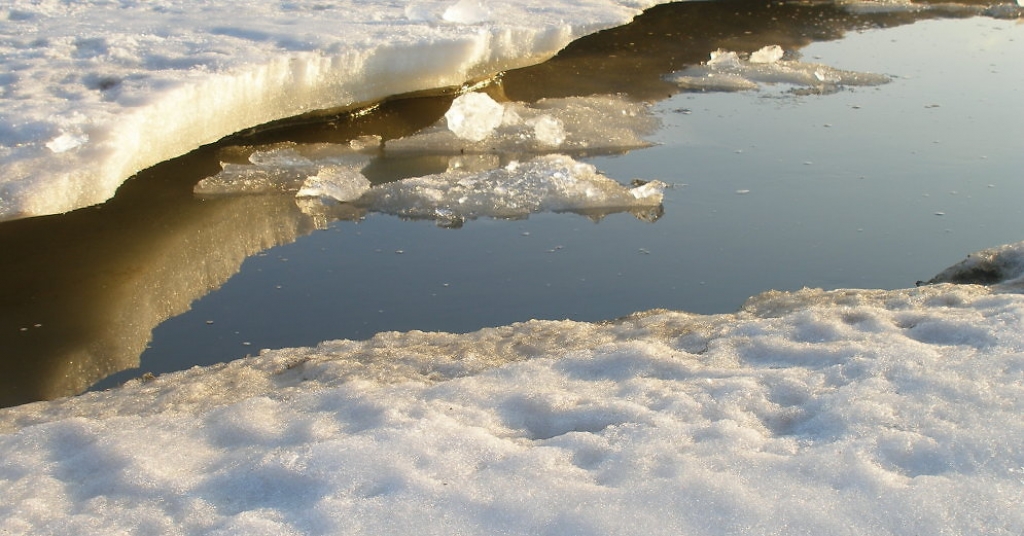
[2,242,1024,534]
[0,0,662,221]
[4,1,1024,533]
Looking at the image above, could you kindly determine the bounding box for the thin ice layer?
[668,45,891,94]
[1,244,1023,534]
[0,0,663,221]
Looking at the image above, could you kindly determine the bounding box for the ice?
[386,93,659,155]
[0,0,660,221]
[444,92,508,141]
[668,45,891,94]
[749,44,784,64]
[195,144,662,226]
[295,166,372,203]
[924,240,1024,289]
[362,154,666,226]
[2,241,1023,534]
[194,147,371,196]
[193,93,663,226]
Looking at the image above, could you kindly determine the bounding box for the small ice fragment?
[45,132,88,153]
[296,165,371,202]
[707,49,742,69]
[528,115,566,147]
[445,92,505,142]
[629,180,666,200]
[749,45,784,64]
[442,0,492,24]
[736,189,751,195]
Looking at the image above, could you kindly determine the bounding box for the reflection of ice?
[668,45,891,95]
[363,154,665,226]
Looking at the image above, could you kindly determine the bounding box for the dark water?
[2,1,1022,407]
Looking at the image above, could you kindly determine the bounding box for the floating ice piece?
[194,147,371,196]
[527,115,567,146]
[749,44,784,64]
[445,92,507,141]
[668,45,890,94]
[362,154,665,225]
[388,94,658,155]
[295,166,372,202]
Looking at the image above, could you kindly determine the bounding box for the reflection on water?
[1,0,1021,407]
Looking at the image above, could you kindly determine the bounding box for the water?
[2,2,1022,407]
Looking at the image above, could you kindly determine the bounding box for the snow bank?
[2,242,1023,534]
[668,44,891,94]
[0,0,664,221]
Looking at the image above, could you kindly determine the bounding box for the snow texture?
[0,0,662,221]
[2,243,1024,534]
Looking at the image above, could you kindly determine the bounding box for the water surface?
[1,1,1022,406]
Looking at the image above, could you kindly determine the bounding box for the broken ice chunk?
[527,115,566,147]
[296,165,371,202]
[749,45,784,64]
[362,154,665,224]
[444,92,506,141]
[667,45,890,94]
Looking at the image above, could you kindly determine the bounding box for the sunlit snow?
[2,243,1024,534]
[0,0,661,221]
[3,1,1024,534]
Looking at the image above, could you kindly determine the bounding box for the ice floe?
[668,44,892,95]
